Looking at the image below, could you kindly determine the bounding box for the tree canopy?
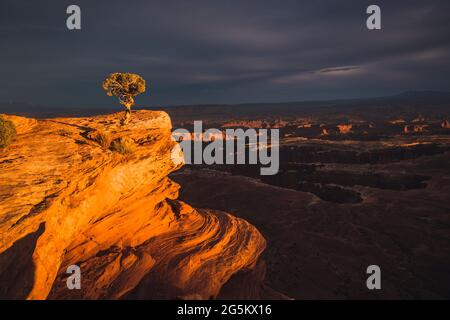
[102,73,146,108]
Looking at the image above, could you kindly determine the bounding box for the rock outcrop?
[0,111,267,300]
[404,124,429,134]
[336,124,353,134]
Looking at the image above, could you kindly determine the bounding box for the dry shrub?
[110,137,135,155]
[92,129,112,149]
[0,115,16,148]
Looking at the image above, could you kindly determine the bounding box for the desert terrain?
[169,92,450,299]
[1,91,449,300]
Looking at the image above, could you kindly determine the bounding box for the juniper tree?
[102,73,146,125]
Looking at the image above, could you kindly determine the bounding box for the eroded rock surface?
[0,111,267,300]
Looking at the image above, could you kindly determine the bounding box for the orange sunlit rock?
[336,124,353,134]
[413,124,428,133]
[403,124,429,134]
[0,111,266,300]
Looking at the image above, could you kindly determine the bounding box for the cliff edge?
[0,110,269,300]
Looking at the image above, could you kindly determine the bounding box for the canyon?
[1,91,450,300]
[169,113,450,299]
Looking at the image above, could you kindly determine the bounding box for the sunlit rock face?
[0,111,266,300]
[403,124,429,133]
[336,124,353,134]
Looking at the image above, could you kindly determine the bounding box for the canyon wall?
[0,111,268,299]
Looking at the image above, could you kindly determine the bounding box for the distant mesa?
[404,124,429,134]
[389,119,406,125]
[412,115,426,123]
[336,124,353,134]
[321,127,329,136]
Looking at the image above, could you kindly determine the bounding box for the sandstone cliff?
[0,111,268,300]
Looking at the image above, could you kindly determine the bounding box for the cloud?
[0,0,449,107]
[273,66,363,84]
[318,66,361,75]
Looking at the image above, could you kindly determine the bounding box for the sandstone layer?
[0,111,267,300]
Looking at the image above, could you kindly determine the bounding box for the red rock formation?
[403,124,429,134]
[403,125,410,134]
[442,120,450,129]
[0,111,267,300]
[336,124,353,134]
[413,124,428,133]
[272,119,289,128]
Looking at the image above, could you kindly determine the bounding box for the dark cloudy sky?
[1,0,449,109]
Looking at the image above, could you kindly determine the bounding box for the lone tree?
[102,73,146,124]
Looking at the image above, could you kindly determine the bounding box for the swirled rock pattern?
[0,111,267,300]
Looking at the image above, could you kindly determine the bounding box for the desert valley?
[168,91,450,299]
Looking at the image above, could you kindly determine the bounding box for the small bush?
[110,137,135,155]
[0,115,16,148]
[92,129,112,149]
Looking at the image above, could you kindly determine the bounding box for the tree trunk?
[121,106,131,125]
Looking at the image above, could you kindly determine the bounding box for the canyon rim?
[0,111,281,300]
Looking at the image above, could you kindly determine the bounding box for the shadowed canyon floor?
[0,111,280,300]
[164,94,450,299]
[172,139,450,299]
